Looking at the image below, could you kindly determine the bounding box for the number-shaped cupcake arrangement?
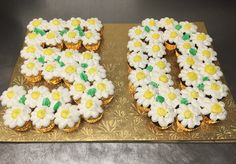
[127,17,228,131]
[0,18,114,133]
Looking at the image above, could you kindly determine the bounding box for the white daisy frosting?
[177,104,202,129]
[0,85,26,108]
[191,32,213,47]
[42,61,61,80]
[61,62,82,83]
[27,18,48,31]
[85,65,106,82]
[78,95,103,119]
[54,103,80,129]
[197,46,217,62]
[150,72,174,87]
[177,54,200,69]
[134,85,156,108]
[40,47,60,62]
[93,79,114,99]
[148,102,176,127]
[149,58,171,73]
[63,29,81,43]
[66,17,85,30]
[179,69,203,86]
[159,17,177,30]
[25,86,50,108]
[79,51,101,65]
[85,18,103,32]
[128,26,146,40]
[201,98,227,121]
[49,86,71,105]
[31,106,54,129]
[142,18,159,30]
[127,39,146,52]
[69,78,90,100]
[145,43,166,58]
[145,31,164,43]
[128,69,150,88]
[176,40,194,54]
[163,29,181,43]
[25,32,43,46]
[180,87,205,107]
[82,30,101,45]
[20,45,42,60]
[127,51,148,69]
[3,104,31,128]
[158,86,180,109]
[203,80,228,99]
[21,59,42,76]
[197,62,222,80]
[178,21,197,33]
[43,31,62,46]
[48,18,66,31]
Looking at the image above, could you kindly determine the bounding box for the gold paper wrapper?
[0,23,236,142]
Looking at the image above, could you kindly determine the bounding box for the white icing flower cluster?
[127,17,228,129]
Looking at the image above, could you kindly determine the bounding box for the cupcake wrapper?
[46,77,62,85]
[84,41,101,51]
[128,65,133,73]
[63,79,71,88]
[35,121,55,133]
[85,113,103,124]
[13,121,32,132]
[135,102,150,114]
[74,98,81,105]
[63,120,81,133]
[176,119,200,132]
[102,95,114,106]
[203,116,219,124]
[128,81,136,96]
[165,41,176,51]
[25,73,42,83]
[175,50,181,57]
[64,40,82,50]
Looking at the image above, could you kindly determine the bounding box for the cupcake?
[25,86,50,109]
[27,18,48,32]
[176,104,202,131]
[148,58,171,73]
[85,18,103,33]
[39,47,60,62]
[127,39,146,53]
[20,45,42,60]
[42,61,62,85]
[54,103,81,132]
[85,64,106,82]
[176,40,194,56]
[93,79,115,105]
[203,80,228,99]
[148,102,176,129]
[31,106,55,132]
[178,21,197,34]
[150,72,174,87]
[197,62,223,80]
[25,32,43,46]
[127,51,148,71]
[179,68,203,87]
[158,86,180,109]
[0,85,26,108]
[159,17,177,30]
[48,18,66,31]
[63,29,82,50]
[128,26,146,40]
[21,58,43,83]
[82,30,101,51]
[191,32,213,47]
[197,46,217,62]
[49,86,71,106]
[177,53,200,69]
[145,42,166,58]
[78,95,103,123]
[79,51,101,65]
[163,29,180,51]
[60,49,80,63]
[66,17,85,30]
[145,31,164,43]
[43,31,63,49]
[141,18,158,31]
[3,103,32,132]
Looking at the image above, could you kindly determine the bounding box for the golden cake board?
[0,22,235,143]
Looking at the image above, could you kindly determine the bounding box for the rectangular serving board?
[0,22,235,143]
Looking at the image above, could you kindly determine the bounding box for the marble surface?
[0,0,236,163]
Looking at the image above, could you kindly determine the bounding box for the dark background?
[0,0,236,163]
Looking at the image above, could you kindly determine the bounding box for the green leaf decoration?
[146,65,153,72]
[180,98,189,105]
[59,29,68,36]
[19,95,26,105]
[59,61,65,67]
[156,95,165,103]
[189,48,197,56]
[54,56,61,62]
[42,98,51,107]
[149,81,159,88]
[79,30,85,37]
[175,24,182,30]
[74,26,82,32]
[38,56,45,64]
[197,83,205,91]
[87,88,96,97]
[182,33,190,41]
[74,26,85,36]
[80,72,88,82]
[144,26,151,33]
[81,63,88,68]
[203,76,209,81]
[53,101,61,112]
[33,28,46,36]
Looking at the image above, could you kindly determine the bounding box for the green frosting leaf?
[175,24,182,30]
[149,81,159,88]
[42,98,51,107]
[189,48,197,56]
[81,63,88,68]
[33,28,46,36]
[74,26,85,36]
[197,83,205,91]
[182,33,190,41]
[144,26,150,33]
[87,88,96,97]
[156,95,165,103]
[80,72,88,82]
[79,30,85,37]
[19,95,26,105]
[146,65,153,72]
[59,29,68,36]
[53,101,62,112]
[38,56,45,64]
[180,98,189,105]
[203,76,209,81]
[54,56,61,62]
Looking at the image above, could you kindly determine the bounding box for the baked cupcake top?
[40,47,60,62]
[81,30,100,45]
[146,42,166,58]
[197,46,217,62]
[25,86,50,109]
[177,54,200,69]
[20,45,42,60]
[159,17,177,30]
[60,62,81,83]
[178,21,197,34]
[60,49,80,63]
[158,86,180,109]
[93,78,114,99]
[150,72,174,87]
[148,58,171,73]
[49,86,71,105]
[127,39,146,52]
[42,61,61,80]
[179,68,203,87]
[145,31,164,43]
[48,18,66,31]
[142,18,159,31]
[79,51,101,65]
[163,29,180,43]
[0,85,26,108]
[128,69,150,88]
[66,17,85,30]
[25,32,43,46]
[63,29,81,43]
[27,18,48,31]
[200,98,227,121]
[191,32,212,47]
[148,102,176,127]
[134,85,156,108]
[21,58,42,77]
[31,106,54,129]
[176,104,202,129]
[128,26,146,40]
[3,104,31,128]
[43,31,62,46]
[85,18,103,32]
[85,64,106,82]
[78,95,103,119]
[127,51,148,69]
[176,40,194,54]
[54,103,80,129]
[197,62,222,80]
[203,80,228,99]
[69,78,90,100]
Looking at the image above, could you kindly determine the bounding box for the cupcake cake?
[82,30,101,51]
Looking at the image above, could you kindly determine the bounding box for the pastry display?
[127,18,229,131]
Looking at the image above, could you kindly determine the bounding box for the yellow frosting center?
[143,90,154,99]
[197,33,206,41]
[26,46,36,53]
[204,64,216,75]
[170,31,177,38]
[61,109,70,119]
[157,107,167,117]
[71,19,80,26]
[183,23,192,30]
[167,92,176,100]
[85,31,93,39]
[88,67,97,74]
[97,83,107,91]
[184,110,193,119]
[36,109,46,119]
[152,33,160,40]
[187,72,198,81]
[211,83,221,91]
[202,50,211,58]
[152,45,160,52]
[74,83,86,92]
[186,56,195,65]
[86,100,94,109]
[26,62,35,69]
[211,103,223,114]
[52,91,61,101]
[6,91,15,99]
[136,71,146,80]
[149,20,156,27]
[46,32,56,39]
[31,91,41,100]
[45,64,55,72]
[43,48,54,56]
[68,31,77,38]
[51,19,60,25]
[65,51,73,57]
[133,55,142,62]
[183,42,191,49]
[32,19,41,27]
[165,18,173,25]
[159,74,168,83]
[28,33,37,39]
[65,65,76,74]
[11,108,22,119]
[134,28,142,35]
[191,91,199,99]
[88,19,96,25]
[156,61,166,69]
[134,41,142,48]
[83,52,92,60]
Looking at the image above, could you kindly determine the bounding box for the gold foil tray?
[0,23,235,142]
